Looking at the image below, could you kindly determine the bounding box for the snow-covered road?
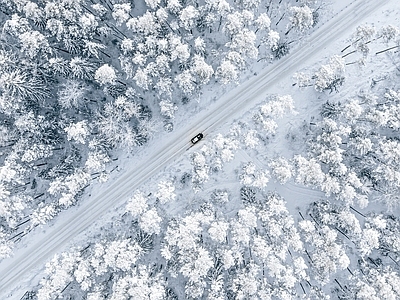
[0,0,390,298]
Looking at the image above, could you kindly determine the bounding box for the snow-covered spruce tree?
[57,80,87,110]
[293,155,325,187]
[338,263,400,300]
[162,210,214,298]
[269,157,293,184]
[308,200,362,243]
[286,5,314,35]
[95,64,117,86]
[0,69,49,104]
[85,151,110,174]
[65,121,90,145]
[48,169,91,208]
[34,226,162,299]
[139,208,162,235]
[231,192,307,298]
[309,87,400,211]
[298,219,350,285]
[94,96,142,149]
[314,55,346,93]
[126,191,149,218]
[110,265,166,300]
[239,162,270,190]
[36,250,81,300]
[190,132,239,191]
[155,179,176,204]
[252,94,295,136]
[215,60,239,85]
[350,24,376,57]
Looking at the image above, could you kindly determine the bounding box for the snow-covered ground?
[1,0,400,299]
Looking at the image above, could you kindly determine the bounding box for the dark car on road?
[191,133,204,144]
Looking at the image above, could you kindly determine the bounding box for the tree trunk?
[376,45,400,55]
[16,218,31,228]
[53,47,70,54]
[99,49,111,58]
[308,213,320,226]
[341,44,352,53]
[106,23,127,38]
[100,0,112,11]
[276,13,285,26]
[218,16,223,32]
[305,249,313,263]
[347,267,354,275]
[82,4,95,15]
[334,279,345,291]
[350,206,366,217]
[335,226,353,243]
[300,282,306,294]
[342,50,356,58]
[285,26,293,36]
[266,0,273,13]
[34,193,45,199]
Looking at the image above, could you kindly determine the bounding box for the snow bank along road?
[0,0,390,298]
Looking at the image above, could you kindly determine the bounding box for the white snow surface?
[0,0,395,298]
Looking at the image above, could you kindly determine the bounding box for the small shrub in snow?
[159,100,178,119]
[85,151,110,173]
[211,189,229,204]
[314,55,345,93]
[288,6,314,33]
[216,60,238,85]
[243,130,259,149]
[112,4,131,26]
[239,162,270,189]
[269,157,293,184]
[65,121,89,144]
[208,220,229,243]
[155,180,176,204]
[95,64,117,86]
[293,155,324,187]
[139,208,162,234]
[19,30,49,58]
[58,80,86,109]
[126,191,148,218]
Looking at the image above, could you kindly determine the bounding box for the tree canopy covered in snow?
[2,1,400,299]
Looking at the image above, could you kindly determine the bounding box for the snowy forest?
[0,0,322,254]
[0,0,400,299]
